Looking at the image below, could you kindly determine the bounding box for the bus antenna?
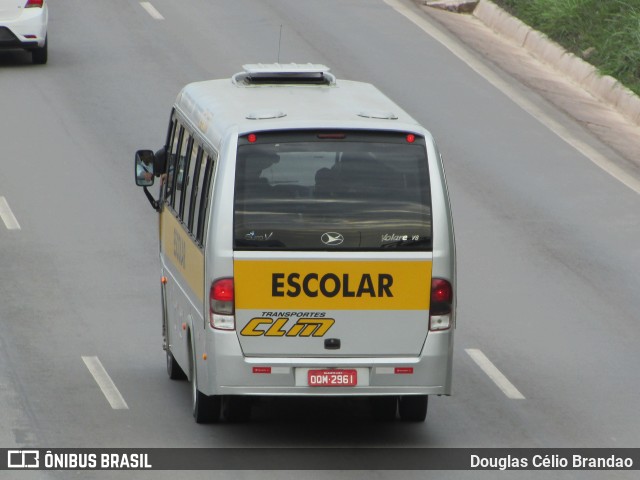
[277,25,283,63]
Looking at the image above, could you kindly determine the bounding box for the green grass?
[490,0,640,96]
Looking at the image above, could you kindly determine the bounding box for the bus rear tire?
[191,358,221,423]
[398,395,428,422]
[166,350,187,380]
[193,388,221,424]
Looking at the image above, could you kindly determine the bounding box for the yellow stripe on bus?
[160,209,205,303]
[234,260,431,310]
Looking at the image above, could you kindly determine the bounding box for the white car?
[0,0,48,64]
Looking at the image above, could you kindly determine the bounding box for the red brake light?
[247,133,257,143]
[25,0,44,8]
[430,278,452,316]
[431,278,452,303]
[210,278,235,329]
[406,134,416,143]
[211,278,234,305]
[317,133,346,139]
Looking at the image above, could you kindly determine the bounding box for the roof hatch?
[357,111,399,120]
[232,63,337,86]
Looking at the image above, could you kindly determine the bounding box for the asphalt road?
[1,0,638,478]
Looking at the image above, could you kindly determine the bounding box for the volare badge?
[321,232,344,246]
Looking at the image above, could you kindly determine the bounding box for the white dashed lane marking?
[0,196,20,230]
[140,2,164,20]
[82,356,129,410]
[466,348,526,399]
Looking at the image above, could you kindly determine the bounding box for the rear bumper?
[198,328,454,396]
[0,9,47,49]
[0,33,38,49]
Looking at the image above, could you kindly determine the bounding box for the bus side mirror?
[135,150,155,187]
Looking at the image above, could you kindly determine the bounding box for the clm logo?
[241,317,335,337]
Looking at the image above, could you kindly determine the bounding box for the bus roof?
[173,64,427,145]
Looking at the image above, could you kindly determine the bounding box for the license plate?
[308,369,357,387]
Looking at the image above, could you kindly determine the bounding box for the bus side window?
[160,119,178,204]
[186,146,204,233]
[195,154,215,246]
[166,124,184,209]
[176,135,194,220]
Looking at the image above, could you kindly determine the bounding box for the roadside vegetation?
[491,0,640,96]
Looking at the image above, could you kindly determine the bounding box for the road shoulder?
[417,0,640,172]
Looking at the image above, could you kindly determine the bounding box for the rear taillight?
[25,0,44,8]
[429,278,453,331]
[210,278,235,330]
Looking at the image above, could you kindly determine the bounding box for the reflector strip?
[394,367,414,374]
[252,367,271,374]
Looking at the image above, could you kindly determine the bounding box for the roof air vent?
[357,111,398,120]
[245,110,287,120]
[233,63,336,86]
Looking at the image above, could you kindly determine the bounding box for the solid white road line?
[82,356,129,410]
[140,2,164,20]
[466,348,525,399]
[384,0,640,195]
[0,196,21,230]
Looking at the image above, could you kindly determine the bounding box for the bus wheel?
[166,350,187,380]
[191,360,221,424]
[371,396,398,421]
[398,395,428,422]
[222,396,252,422]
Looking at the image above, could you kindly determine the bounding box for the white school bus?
[134,64,456,423]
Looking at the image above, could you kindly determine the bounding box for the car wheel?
[166,349,187,380]
[371,396,398,421]
[191,353,221,424]
[32,36,47,65]
[398,395,428,422]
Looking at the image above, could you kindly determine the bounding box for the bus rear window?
[233,131,432,251]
